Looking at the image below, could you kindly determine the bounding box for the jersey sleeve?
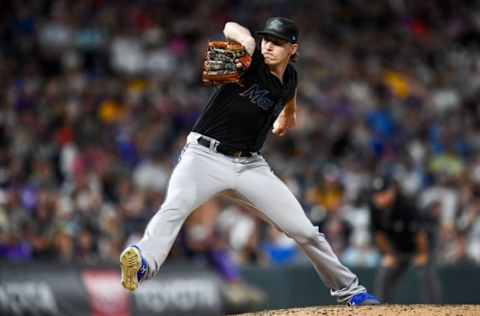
[283,65,298,102]
[291,66,298,88]
[289,67,298,99]
[240,47,264,85]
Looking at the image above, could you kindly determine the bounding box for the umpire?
[368,176,441,303]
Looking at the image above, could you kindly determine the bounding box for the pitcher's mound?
[237,304,479,316]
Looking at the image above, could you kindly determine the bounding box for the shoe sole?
[359,300,380,305]
[349,299,381,306]
[120,247,141,292]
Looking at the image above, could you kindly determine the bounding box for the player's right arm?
[272,90,297,136]
[223,22,256,55]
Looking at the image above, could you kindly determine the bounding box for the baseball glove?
[202,41,252,85]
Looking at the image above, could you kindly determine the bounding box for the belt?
[197,136,255,158]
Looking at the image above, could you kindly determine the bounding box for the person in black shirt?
[369,176,442,303]
[119,17,379,306]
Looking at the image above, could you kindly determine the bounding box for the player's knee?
[286,226,319,245]
[160,193,195,216]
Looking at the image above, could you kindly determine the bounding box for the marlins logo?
[239,84,274,110]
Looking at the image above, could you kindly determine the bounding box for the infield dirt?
[236,304,479,316]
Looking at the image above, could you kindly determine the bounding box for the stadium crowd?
[1,0,480,276]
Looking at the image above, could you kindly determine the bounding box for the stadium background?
[1,0,480,315]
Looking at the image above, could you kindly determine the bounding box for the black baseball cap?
[257,17,299,44]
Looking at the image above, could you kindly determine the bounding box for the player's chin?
[263,57,278,65]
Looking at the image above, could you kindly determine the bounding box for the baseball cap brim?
[256,30,293,43]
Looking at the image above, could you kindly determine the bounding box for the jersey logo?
[239,84,274,110]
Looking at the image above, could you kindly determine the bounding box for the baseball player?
[120,17,380,306]
[368,176,442,303]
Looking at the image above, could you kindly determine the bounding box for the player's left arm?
[272,90,297,136]
[223,22,256,55]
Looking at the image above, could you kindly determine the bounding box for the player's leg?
[120,143,233,291]
[374,255,409,302]
[417,259,442,303]
[234,158,376,304]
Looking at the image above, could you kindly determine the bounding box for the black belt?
[197,136,255,158]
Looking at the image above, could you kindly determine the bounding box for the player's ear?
[290,43,298,57]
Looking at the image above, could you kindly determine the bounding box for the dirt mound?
[237,305,479,316]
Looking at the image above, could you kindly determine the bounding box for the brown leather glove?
[202,41,252,85]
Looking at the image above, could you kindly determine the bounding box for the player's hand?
[235,58,244,69]
[272,112,296,136]
[382,254,397,268]
[413,252,429,267]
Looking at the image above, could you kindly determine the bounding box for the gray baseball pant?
[136,132,366,302]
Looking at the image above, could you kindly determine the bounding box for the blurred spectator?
[216,203,261,265]
[261,226,299,266]
[181,199,266,309]
[341,202,380,268]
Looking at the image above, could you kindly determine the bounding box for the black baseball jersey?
[369,194,425,254]
[192,47,297,152]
